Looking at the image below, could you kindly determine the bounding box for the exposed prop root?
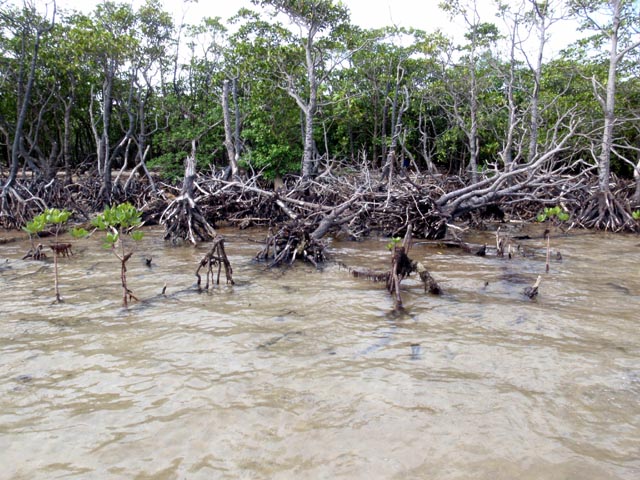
[415,262,442,295]
[162,195,217,245]
[195,236,234,290]
[22,243,47,260]
[578,191,638,232]
[256,221,327,268]
[162,141,217,245]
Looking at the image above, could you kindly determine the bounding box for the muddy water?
[0,226,639,479]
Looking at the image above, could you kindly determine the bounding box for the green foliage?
[537,206,570,223]
[92,202,143,231]
[44,208,71,225]
[92,202,144,248]
[23,208,78,302]
[4,0,640,192]
[23,216,47,236]
[632,210,640,221]
[92,203,145,306]
[23,208,73,236]
[386,237,402,251]
[70,227,89,239]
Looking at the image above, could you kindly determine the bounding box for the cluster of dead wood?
[0,172,160,230]
[2,155,639,245]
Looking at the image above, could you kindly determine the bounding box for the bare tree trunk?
[527,1,549,162]
[232,77,242,165]
[128,86,157,193]
[499,10,520,169]
[381,78,391,166]
[634,154,640,204]
[598,7,620,195]
[300,27,319,178]
[100,63,115,207]
[222,79,238,176]
[2,22,43,197]
[62,76,75,184]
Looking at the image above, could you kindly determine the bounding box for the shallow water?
[1,226,639,479]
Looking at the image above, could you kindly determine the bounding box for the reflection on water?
[1,226,639,479]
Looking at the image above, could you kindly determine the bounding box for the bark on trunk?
[222,79,238,176]
[2,26,42,198]
[598,9,619,195]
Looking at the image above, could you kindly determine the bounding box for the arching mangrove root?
[161,141,217,246]
[195,236,234,290]
[578,191,638,232]
[22,243,47,260]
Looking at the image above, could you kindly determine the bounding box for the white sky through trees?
[47,0,582,60]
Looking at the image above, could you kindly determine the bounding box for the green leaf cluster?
[386,237,402,251]
[70,227,89,239]
[632,210,640,221]
[92,203,144,247]
[23,208,72,236]
[92,202,142,231]
[536,206,570,223]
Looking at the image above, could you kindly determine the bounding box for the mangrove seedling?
[92,203,144,307]
[537,206,569,273]
[633,210,640,221]
[386,237,402,251]
[23,208,86,302]
[536,205,570,224]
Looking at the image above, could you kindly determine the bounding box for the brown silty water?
[1,226,639,479]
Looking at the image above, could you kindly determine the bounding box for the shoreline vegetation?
[2,165,636,309]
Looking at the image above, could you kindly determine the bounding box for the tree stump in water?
[351,225,441,309]
[161,141,216,245]
[523,275,542,299]
[195,236,234,290]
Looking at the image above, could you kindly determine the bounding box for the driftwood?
[195,236,234,290]
[524,275,542,299]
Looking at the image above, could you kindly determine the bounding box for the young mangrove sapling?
[536,206,569,273]
[23,208,87,302]
[92,203,144,307]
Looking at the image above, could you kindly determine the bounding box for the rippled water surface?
[1,226,639,479]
